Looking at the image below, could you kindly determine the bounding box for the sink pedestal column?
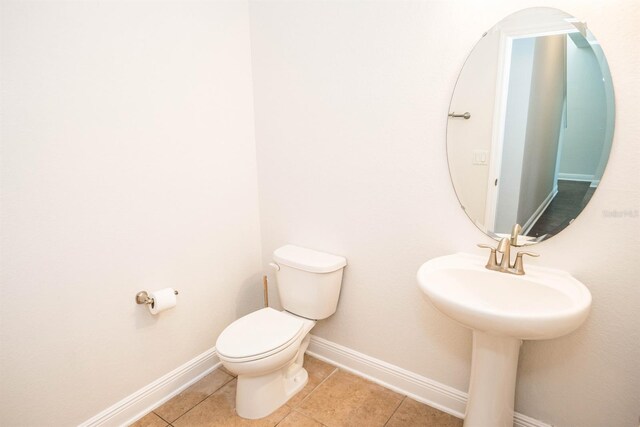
[464,331,522,427]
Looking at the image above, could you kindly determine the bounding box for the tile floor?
[130,355,463,427]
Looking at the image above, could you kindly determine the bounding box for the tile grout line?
[297,365,407,427]
[293,366,339,410]
[285,408,331,427]
[289,365,339,425]
[273,407,294,427]
[285,407,331,427]
[382,395,407,427]
[275,357,339,427]
[152,411,172,425]
[165,374,236,425]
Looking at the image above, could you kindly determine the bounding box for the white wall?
[0,1,263,426]
[518,34,566,223]
[250,2,640,427]
[496,37,535,233]
[592,38,615,184]
[559,36,607,179]
[447,31,501,229]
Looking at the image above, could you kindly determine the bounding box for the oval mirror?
[447,7,614,245]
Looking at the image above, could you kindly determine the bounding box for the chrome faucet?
[477,224,539,275]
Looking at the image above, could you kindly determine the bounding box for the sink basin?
[417,253,592,427]
[417,253,591,340]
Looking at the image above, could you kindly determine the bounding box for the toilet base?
[235,360,309,419]
[222,315,316,419]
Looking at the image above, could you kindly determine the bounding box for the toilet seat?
[216,308,305,363]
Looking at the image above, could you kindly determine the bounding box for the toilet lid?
[216,308,304,360]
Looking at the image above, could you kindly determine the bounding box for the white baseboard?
[81,337,551,427]
[522,187,558,235]
[557,173,596,183]
[307,335,552,427]
[79,348,220,427]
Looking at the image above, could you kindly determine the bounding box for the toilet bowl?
[217,308,315,419]
[216,245,346,419]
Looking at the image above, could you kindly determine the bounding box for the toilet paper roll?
[148,288,177,315]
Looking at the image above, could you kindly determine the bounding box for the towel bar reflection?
[448,112,471,119]
[135,290,179,305]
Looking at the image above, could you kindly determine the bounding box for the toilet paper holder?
[135,290,179,305]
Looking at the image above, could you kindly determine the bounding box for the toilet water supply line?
[263,275,269,308]
[264,262,280,308]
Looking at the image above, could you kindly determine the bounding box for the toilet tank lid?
[273,245,347,273]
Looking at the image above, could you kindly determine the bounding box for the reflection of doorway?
[489,26,608,237]
[490,33,568,235]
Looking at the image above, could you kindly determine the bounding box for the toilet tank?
[273,245,347,320]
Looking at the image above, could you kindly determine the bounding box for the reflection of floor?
[528,180,595,238]
[130,355,463,427]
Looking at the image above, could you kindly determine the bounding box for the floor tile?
[173,379,291,427]
[128,412,168,427]
[154,369,233,422]
[287,355,338,408]
[297,370,403,427]
[219,365,237,378]
[385,398,463,427]
[276,410,324,427]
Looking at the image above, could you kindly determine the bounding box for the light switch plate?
[473,149,489,165]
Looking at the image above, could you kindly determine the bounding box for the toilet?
[215,244,347,419]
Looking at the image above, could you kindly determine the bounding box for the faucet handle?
[513,251,540,275]
[477,243,499,270]
[517,251,539,258]
[477,243,495,250]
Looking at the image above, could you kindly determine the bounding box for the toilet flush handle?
[269,262,280,271]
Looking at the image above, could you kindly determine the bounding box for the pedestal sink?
[417,253,591,427]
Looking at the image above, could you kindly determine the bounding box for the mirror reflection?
[447,8,614,245]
